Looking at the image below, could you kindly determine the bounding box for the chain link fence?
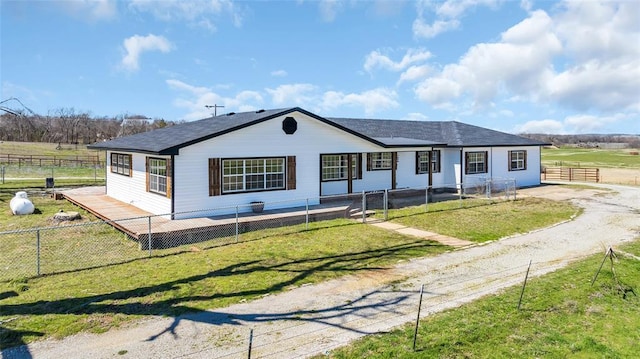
[1,179,516,282]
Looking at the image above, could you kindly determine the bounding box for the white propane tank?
[10,191,35,215]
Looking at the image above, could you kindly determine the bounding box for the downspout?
[103,151,108,194]
[459,147,464,190]
[171,154,175,220]
[490,147,493,181]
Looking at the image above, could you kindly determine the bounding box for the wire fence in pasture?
[0,178,517,282]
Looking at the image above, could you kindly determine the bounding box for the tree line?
[0,108,181,144]
[520,133,640,148]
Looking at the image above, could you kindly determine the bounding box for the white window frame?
[417,150,441,174]
[148,158,167,195]
[222,157,285,193]
[369,152,392,170]
[110,153,131,176]
[509,150,527,171]
[321,154,360,181]
[466,152,487,174]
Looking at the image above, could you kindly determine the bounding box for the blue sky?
[1,0,639,135]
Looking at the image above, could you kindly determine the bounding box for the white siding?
[105,151,172,216]
[173,111,385,217]
[460,146,541,188]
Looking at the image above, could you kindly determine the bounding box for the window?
[416,151,441,174]
[110,153,131,176]
[321,154,361,181]
[222,158,285,193]
[148,158,167,195]
[465,151,487,174]
[368,152,392,170]
[509,150,527,171]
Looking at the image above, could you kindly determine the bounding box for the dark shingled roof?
[328,118,548,147]
[88,107,546,155]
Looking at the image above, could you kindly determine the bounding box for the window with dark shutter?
[208,158,221,196]
[287,156,296,190]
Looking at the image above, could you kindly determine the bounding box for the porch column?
[391,152,397,190]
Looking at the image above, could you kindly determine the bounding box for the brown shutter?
[484,151,488,173]
[523,151,527,170]
[391,152,397,189]
[128,155,132,176]
[357,153,363,179]
[145,157,150,192]
[508,151,513,172]
[287,156,296,190]
[208,158,221,196]
[166,158,172,198]
[366,153,372,171]
[435,151,441,172]
[415,152,420,174]
[464,152,469,174]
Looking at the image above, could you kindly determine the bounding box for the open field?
[542,147,640,168]
[0,141,102,158]
[542,147,640,186]
[323,240,640,358]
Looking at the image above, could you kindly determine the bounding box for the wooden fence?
[0,154,103,167]
[542,167,600,183]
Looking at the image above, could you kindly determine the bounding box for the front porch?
[62,187,356,249]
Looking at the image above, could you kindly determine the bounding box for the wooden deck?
[62,187,354,249]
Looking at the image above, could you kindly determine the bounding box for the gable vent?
[256,109,265,113]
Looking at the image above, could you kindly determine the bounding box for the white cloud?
[59,0,117,21]
[413,2,640,117]
[398,65,432,84]
[320,88,398,115]
[412,18,460,39]
[364,48,432,73]
[121,34,174,72]
[266,84,317,106]
[403,112,430,121]
[271,70,288,77]
[128,0,243,30]
[318,0,343,22]
[166,79,263,120]
[563,113,629,133]
[515,113,632,134]
[413,0,498,39]
[515,119,565,134]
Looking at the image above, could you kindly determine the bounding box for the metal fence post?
[486,179,491,198]
[383,189,388,221]
[305,198,309,230]
[425,186,429,212]
[235,206,239,242]
[36,229,41,276]
[362,190,366,223]
[148,216,152,256]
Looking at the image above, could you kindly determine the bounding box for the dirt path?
[4,183,640,359]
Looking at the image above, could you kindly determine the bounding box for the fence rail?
[542,167,599,182]
[1,179,516,282]
[0,153,103,167]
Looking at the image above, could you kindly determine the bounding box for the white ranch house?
[88,107,546,219]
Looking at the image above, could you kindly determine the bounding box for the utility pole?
[205,104,225,116]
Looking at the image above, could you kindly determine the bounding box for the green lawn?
[0,194,579,349]
[323,240,640,358]
[542,147,640,169]
[381,197,578,242]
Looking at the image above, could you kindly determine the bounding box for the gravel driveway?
[5,183,639,359]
